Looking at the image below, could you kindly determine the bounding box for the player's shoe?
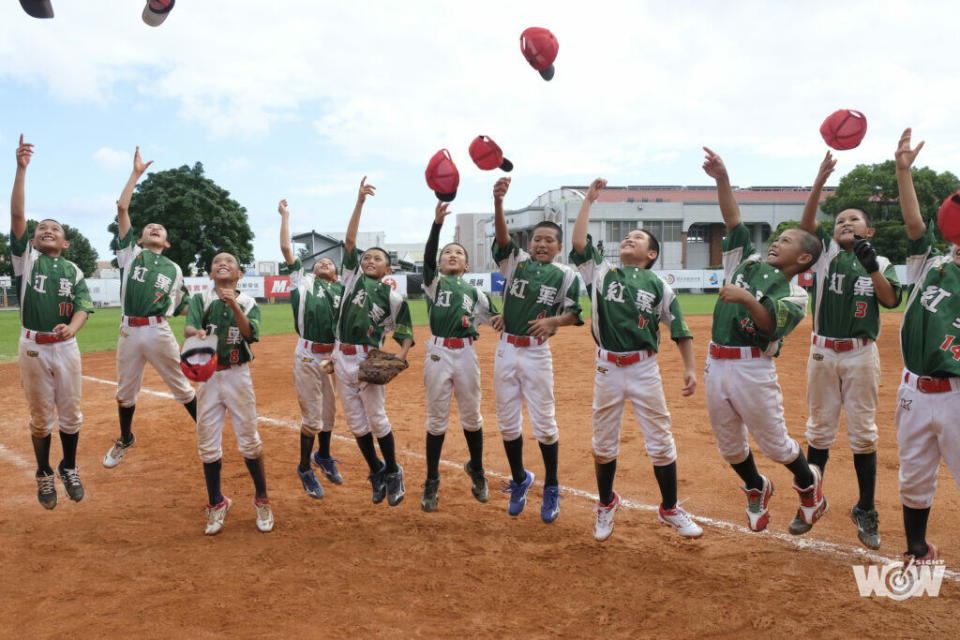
[658,502,703,538]
[903,543,938,564]
[741,476,774,532]
[541,485,561,523]
[368,460,387,504]
[254,498,274,532]
[297,466,325,499]
[205,496,232,535]
[501,470,535,517]
[36,470,57,510]
[464,459,489,503]
[421,477,440,512]
[56,461,84,502]
[850,504,880,550]
[103,434,136,469]
[313,453,344,485]
[791,464,828,534]
[594,492,621,541]
[386,465,405,507]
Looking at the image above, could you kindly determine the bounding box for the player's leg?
[520,345,560,523]
[453,347,487,502]
[804,344,842,473]
[293,350,324,498]
[226,366,273,532]
[361,382,404,507]
[52,339,84,502]
[422,343,453,511]
[335,360,386,503]
[20,339,58,509]
[108,327,148,466]
[895,383,941,559]
[591,358,625,540]
[145,322,198,417]
[196,375,230,535]
[313,361,341,483]
[493,342,534,515]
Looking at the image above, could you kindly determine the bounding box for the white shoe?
[205,496,232,535]
[103,435,135,468]
[594,492,621,541]
[254,499,274,532]
[658,502,703,538]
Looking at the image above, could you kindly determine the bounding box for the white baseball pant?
[293,341,337,436]
[18,330,83,438]
[494,334,558,445]
[116,319,195,407]
[333,346,391,438]
[894,369,960,509]
[591,349,677,465]
[423,337,483,436]
[196,363,262,463]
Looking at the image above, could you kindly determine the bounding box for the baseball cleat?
[850,505,881,550]
[386,465,406,507]
[741,476,774,532]
[254,498,274,532]
[57,461,84,502]
[594,492,621,541]
[541,485,561,523]
[658,502,703,538]
[903,543,938,564]
[297,466,325,499]
[788,511,812,535]
[205,496,232,535]
[501,470,535,517]
[368,461,387,504]
[36,470,57,510]
[421,477,440,512]
[103,434,136,468]
[464,459,489,503]
[791,464,828,533]
[313,453,344,484]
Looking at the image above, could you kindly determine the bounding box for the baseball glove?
[358,349,409,384]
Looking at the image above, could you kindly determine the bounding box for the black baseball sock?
[355,434,381,472]
[118,405,136,443]
[463,428,484,470]
[244,456,268,501]
[59,430,79,470]
[503,436,526,484]
[299,433,315,472]
[202,459,223,506]
[183,397,198,422]
[317,430,332,460]
[807,445,829,474]
[426,433,445,480]
[785,451,815,488]
[853,452,877,511]
[654,461,678,510]
[377,432,398,474]
[538,440,559,487]
[731,451,764,491]
[31,434,53,475]
[595,459,617,506]
[903,505,932,558]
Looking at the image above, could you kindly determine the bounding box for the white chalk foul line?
[0,443,32,469]
[80,375,959,581]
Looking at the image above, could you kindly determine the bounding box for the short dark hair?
[363,246,391,263]
[640,229,660,265]
[839,207,871,227]
[440,242,469,264]
[795,228,823,264]
[533,221,562,244]
[37,218,63,228]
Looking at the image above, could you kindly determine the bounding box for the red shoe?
[904,543,938,565]
[793,464,828,528]
[741,476,773,532]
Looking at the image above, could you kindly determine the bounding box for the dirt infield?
[1,314,958,638]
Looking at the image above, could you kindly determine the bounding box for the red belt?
[905,371,955,393]
[813,335,869,353]
[432,336,473,349]
[600,349,653,367]
[24,330,61,344]
[126,316,165,327]
[505,334,546,348]
[303,341,334,354]
[709,343,762,359]
[339,343,373,355]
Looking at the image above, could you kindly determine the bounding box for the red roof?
[563,186,834,204]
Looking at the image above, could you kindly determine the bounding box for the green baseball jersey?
[809,226,901,340]
[185,288,260,366]
[571,236,691,352]
[493,238,583,335]
[10,230,94,332]
[711,223,807,356]
[900,225,960,377]
[336,247,414,348]
[280,257,343,344]
[116,229,188,318]
[423,261,495,340]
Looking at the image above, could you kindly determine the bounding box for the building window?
[687,225,708,243]
[606,220,637,243]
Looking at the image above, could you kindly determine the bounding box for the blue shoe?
[297,466,325,499]
[541,485,561,523]
[313,452,344,485]
[501,470,535,516]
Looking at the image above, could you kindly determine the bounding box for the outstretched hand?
[16,134,33,169]
[895,128,925,170]
[434,201,453,224]
[701,147,728,181]
[815,151,836,185]
[493,176,511,202]
[852,234,880,274]
[133,146,154,175]
[358,176,376,203]
[278,199,289,217]
[586,178,607,203]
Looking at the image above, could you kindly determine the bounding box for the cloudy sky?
[3,0,960,264]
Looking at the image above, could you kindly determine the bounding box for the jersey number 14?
[940,335,960,361]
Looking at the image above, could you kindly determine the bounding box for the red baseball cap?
[469,136,513,172]
[20,0,54,18]
[425,149,460,202]
[180,334,218,382]
[938,191,960,245]
[143,0,175,27]
[820,109,867,150]
[520,27,559,81]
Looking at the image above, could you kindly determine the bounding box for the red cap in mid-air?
[520,27,559,81]
[820,109,867,150]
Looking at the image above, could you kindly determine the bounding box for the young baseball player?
[492,176,583,523]
[420,201,497,512]
[103,147,198,469]
[10,134,94,510]
[797,151,902,548]
[277,199,345,498]
[333,177,414,507]
[185,252,272,535]
[570,177,702,541]
[893,128,959,562]
[701,147,827,534]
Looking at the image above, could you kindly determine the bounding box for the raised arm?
[702,147,741,231]
[345,176,376,253]
[278,199,295,265]
[801,151,836,233]
[894,128,927,240]
[425,201,452,274]
[10,134,33,239]
[493,177,512,249]
[117,146,153,239]
[572,178,606,254]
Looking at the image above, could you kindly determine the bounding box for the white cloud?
[223,156,251,171]
[92,147,131,172]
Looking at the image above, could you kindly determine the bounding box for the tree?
[23,219,99,277]
[108,162,254,275]
[0,233,11,277]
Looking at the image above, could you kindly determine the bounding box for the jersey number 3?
[854,301,867,318]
